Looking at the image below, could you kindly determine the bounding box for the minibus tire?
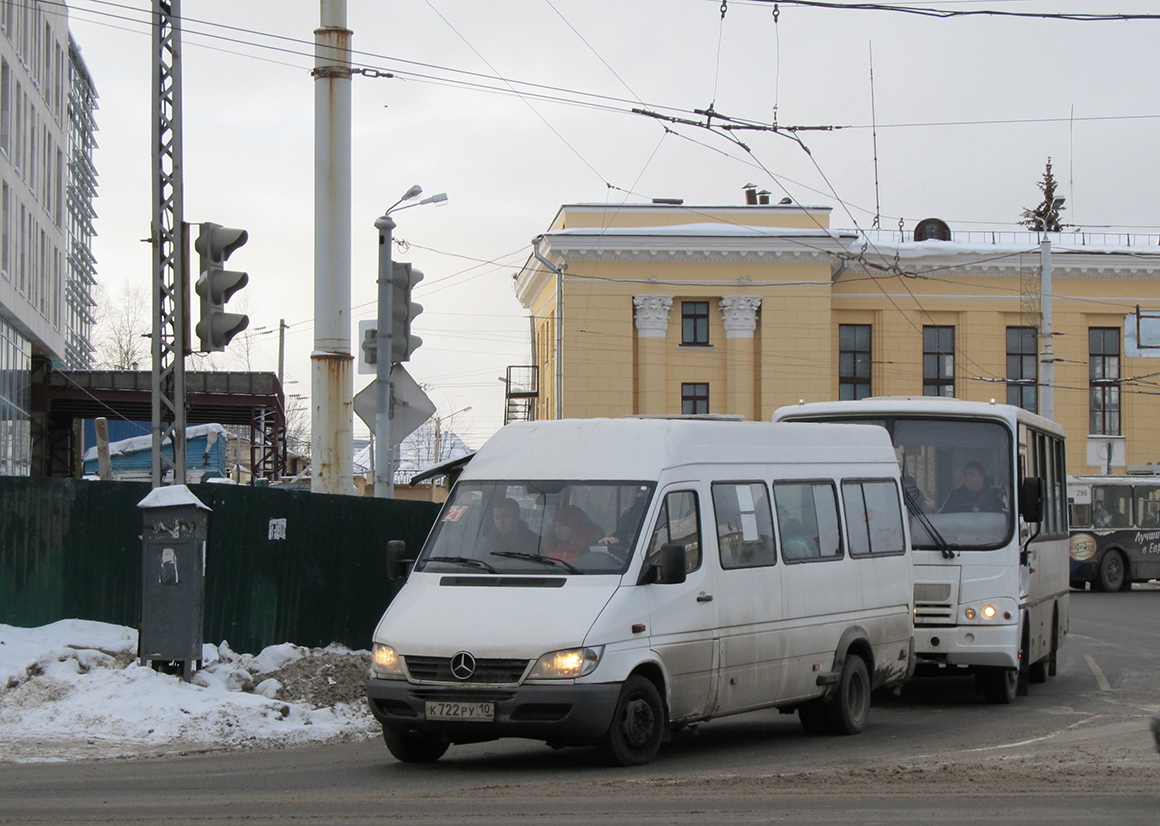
[598,676,665,766]
[383,727,450,763]
[823,655,870,735]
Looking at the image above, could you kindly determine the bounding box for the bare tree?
[92,280,150,370]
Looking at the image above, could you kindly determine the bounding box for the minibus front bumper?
[366,678,622,745]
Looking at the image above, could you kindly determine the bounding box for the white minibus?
[775,398,1069,704]
[366,417,915,765]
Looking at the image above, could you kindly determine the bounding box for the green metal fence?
[0,477,440,653]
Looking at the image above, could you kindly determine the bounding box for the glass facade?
[0,314,30,475]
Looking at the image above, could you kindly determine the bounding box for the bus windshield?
[892,418,1014,551]
[416,480,654,576]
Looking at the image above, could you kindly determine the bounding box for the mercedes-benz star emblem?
[450,651,476,681]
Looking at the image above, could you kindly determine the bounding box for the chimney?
[758,190,771,205]
[744,184,758,205]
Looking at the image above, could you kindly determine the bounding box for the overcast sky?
[64,1,1160,448]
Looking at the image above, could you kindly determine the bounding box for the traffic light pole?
[150,0,187,488]
[373,214,396,498]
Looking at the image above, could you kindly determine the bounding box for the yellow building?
[514,198,1160,476]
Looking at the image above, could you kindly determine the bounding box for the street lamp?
[373,185,448,498]
[432,405,472,465]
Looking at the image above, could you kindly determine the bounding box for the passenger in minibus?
[546,505,604,564]
[481,498,540,555]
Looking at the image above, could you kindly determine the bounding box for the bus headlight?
[371,643,406,679]
[962,603,1006,623]
[529,647,603,679]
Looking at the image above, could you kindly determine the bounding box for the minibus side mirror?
[657,543,687,585]
[1019,477,1045,523]
[387,540,414,581]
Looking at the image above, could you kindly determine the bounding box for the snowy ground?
[0,620,378,763]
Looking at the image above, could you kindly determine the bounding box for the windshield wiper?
[903,486,955,558]
[425,556,499,573]
[490,551,581,574]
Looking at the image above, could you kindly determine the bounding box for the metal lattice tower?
[1020,255,1041,334]
[150,0,187,486]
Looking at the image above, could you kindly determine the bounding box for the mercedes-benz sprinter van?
[366,418,914,765]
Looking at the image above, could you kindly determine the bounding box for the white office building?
[0,1,97,475]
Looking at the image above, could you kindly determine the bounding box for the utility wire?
[737,1,1160,21]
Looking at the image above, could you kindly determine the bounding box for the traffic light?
[358,319,378,375]
[194,222,249,352]
[390,261,423,363]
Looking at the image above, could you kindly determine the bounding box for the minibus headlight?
[528,647,603,679]
[982,605,997,620]
[371,643,406,679]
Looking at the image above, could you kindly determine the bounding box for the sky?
[0,619,375,762]
[62,0,1160,449]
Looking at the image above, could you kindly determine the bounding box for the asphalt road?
[2,586,1157,825]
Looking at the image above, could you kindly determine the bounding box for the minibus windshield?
[416,481,655,575]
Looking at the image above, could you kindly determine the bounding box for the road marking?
[1084,654,1112,691]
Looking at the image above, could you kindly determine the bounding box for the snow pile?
[0,620,379,763]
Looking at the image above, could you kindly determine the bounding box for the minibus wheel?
[824,654,870,735]
[598,675,665,766]
[383,727,450,763]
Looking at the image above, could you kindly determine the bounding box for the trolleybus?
[1067,474,1160,591]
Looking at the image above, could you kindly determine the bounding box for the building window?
[923,325,955,397]
[1006,326,1038,413]
[681,301,709,345]
[839,324,872,400]
[681,382,709,414]
[1089,327,1120,435]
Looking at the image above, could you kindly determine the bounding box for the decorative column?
[719,296,762,419]
[633,295,673,415]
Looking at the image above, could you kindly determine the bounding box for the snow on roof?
[137,484,211,511]
[550,222,850,239]
[82,423,227,463]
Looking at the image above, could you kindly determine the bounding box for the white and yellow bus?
[775,398,1068,704]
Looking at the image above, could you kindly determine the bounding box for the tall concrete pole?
[311,0,354,494]
[1041,237,1055,421]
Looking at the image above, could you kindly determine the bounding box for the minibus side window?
[712,482,776,569]
[773,481,843,562]
[647,491,702,573]
[842,479,907,557]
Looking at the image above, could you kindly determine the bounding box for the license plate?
[424,700,494,722]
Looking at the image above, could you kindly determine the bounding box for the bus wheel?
[1047,607,1060,677]
[823,654,870,735]
[598,675,665,766]
[980,667,1017,704]
[1096,551,1126,593]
